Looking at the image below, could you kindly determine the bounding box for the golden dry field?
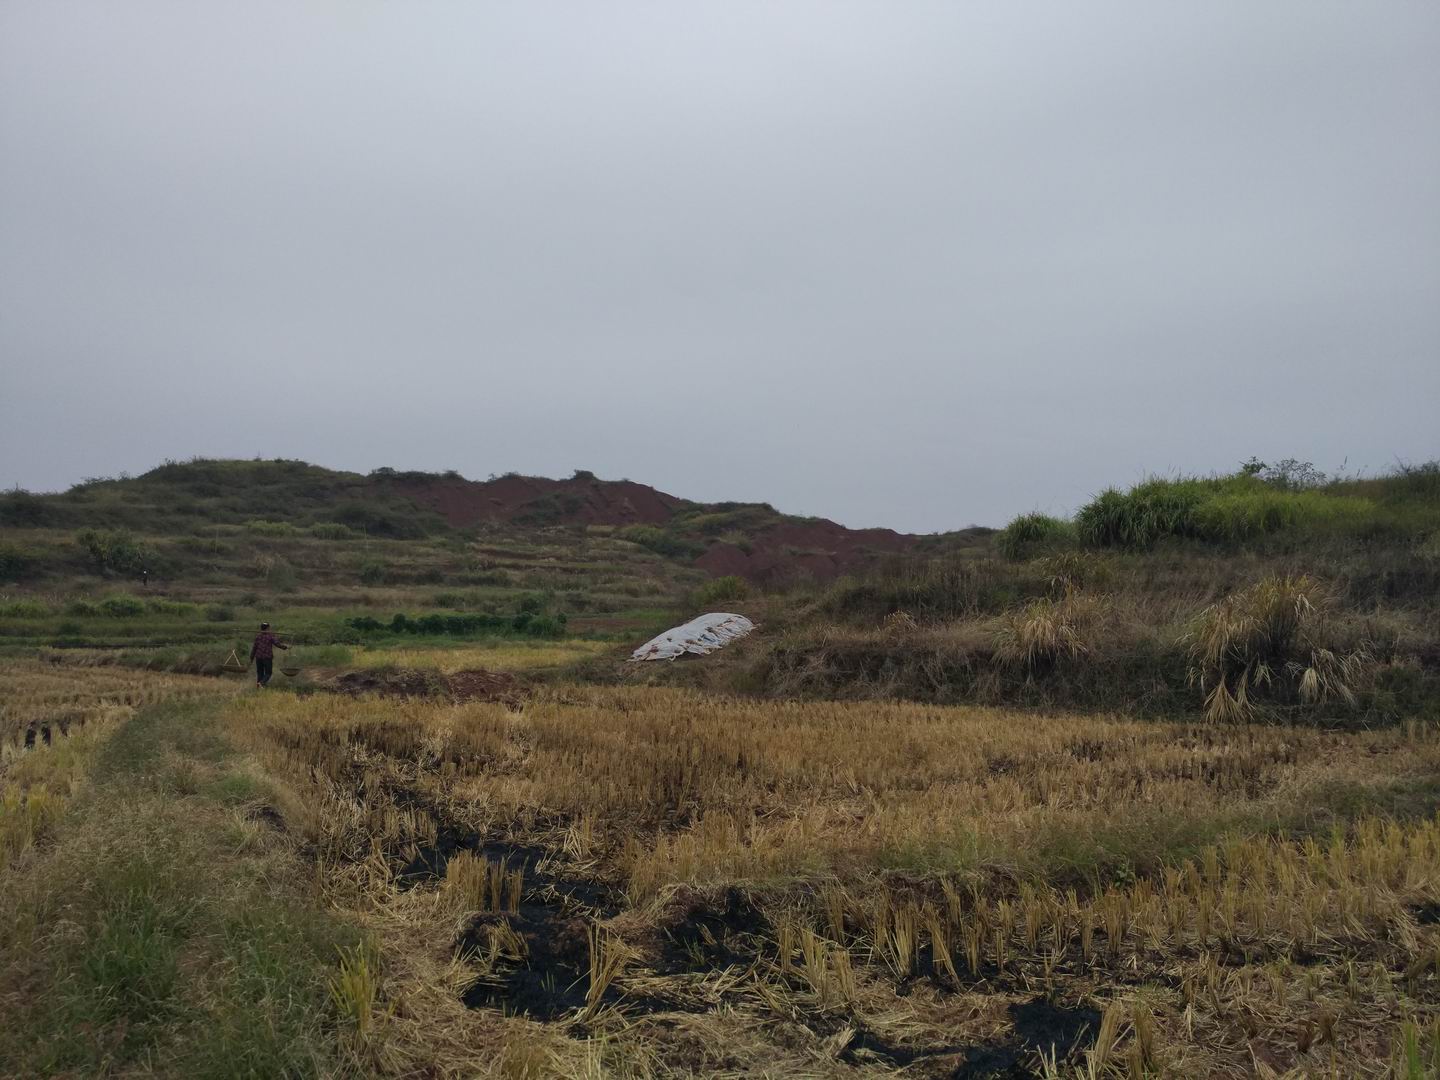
[347,640,614,673]
[0,659,230,869]
[211,685,1440,1077]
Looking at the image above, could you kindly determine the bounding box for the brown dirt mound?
[377,470,929,584]
[386,472,683,529]
[328,667,524,707]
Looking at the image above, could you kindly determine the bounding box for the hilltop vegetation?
[999,458,1440,555]
[0,457,922,594]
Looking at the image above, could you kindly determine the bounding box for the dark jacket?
[250,631,287,660]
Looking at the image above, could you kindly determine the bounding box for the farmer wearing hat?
[250,622,289,688]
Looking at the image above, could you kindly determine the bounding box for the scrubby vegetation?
[740,462,1439,725]
[617,523,705,559]
[997,512,1076,560]
[1186,574,1372,723]
[693,574,750,607]
[348,608,569,640]
[1064,460,1440,551]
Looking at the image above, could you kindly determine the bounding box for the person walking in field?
[250,622,288,688]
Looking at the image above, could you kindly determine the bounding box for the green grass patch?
[1073,465,1440,550]
[0,696,362,1077]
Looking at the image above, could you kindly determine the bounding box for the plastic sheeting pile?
[629,612,756,661]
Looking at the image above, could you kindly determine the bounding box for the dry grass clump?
[0,783,58,869]
[993,590,1106,674]
[445,851,524,914]
[1188,574,1373,722]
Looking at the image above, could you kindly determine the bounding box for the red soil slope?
[693,521,915,585]
[387,472,684,528]
[381,472,917,584]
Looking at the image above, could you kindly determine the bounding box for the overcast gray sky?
[2,3,1436,532]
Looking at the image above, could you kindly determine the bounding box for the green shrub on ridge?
[998,513,1076,559]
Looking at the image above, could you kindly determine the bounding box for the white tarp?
[629,612,756,661]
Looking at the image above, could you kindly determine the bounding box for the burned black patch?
[1411,901,1440,925]
[1007,997,1101,1055]
[838,1028,969,1069]
[443,836,624,1018]
[657,886,770,973]
[949,1043,1035,1078]
[245,803,286,831]
[395,829,551,888]
[459,908,597,1020]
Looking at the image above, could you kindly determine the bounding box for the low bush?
[0,598,50,618]
[463,570,513,587]
[823,557,1038,622]
[307,522,356,540]
[1076,479,1209,549]
[514,492,585,526]
[205,606,236,623]
[243,520,300,536]
[269,562,299,593]
[349,608,569,639]
[561,590,593,612]
[357,562,388,586]
[0,544,35,582]
[993,591,1105,674]
[997,512,1076,559]
[1186,574,1370,722]
[695,575,750,607]
[75,529,150,576]
[99,596,145,618]
[329,502,433,540]
[144,599,197,616]
[1075,467,1438,550]
[618,525,704,559]
[0,490,54,527]
[1037,552,1110,597]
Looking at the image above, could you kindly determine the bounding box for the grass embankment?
[0,665,366,1077]
[727,465,1440,723]
[1000,462,1440,555]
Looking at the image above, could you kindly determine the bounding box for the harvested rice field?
[4,650,1440,1077]
[347,640,614,673]
[198,686,1440,1077]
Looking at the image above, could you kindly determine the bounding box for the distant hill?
[0,458,941,584]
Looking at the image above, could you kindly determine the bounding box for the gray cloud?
[3,2,1437,531]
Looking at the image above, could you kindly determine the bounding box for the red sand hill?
[389,471,683,528]
[381,471,917,584]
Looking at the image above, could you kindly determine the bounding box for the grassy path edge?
[0,692,364,1078]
